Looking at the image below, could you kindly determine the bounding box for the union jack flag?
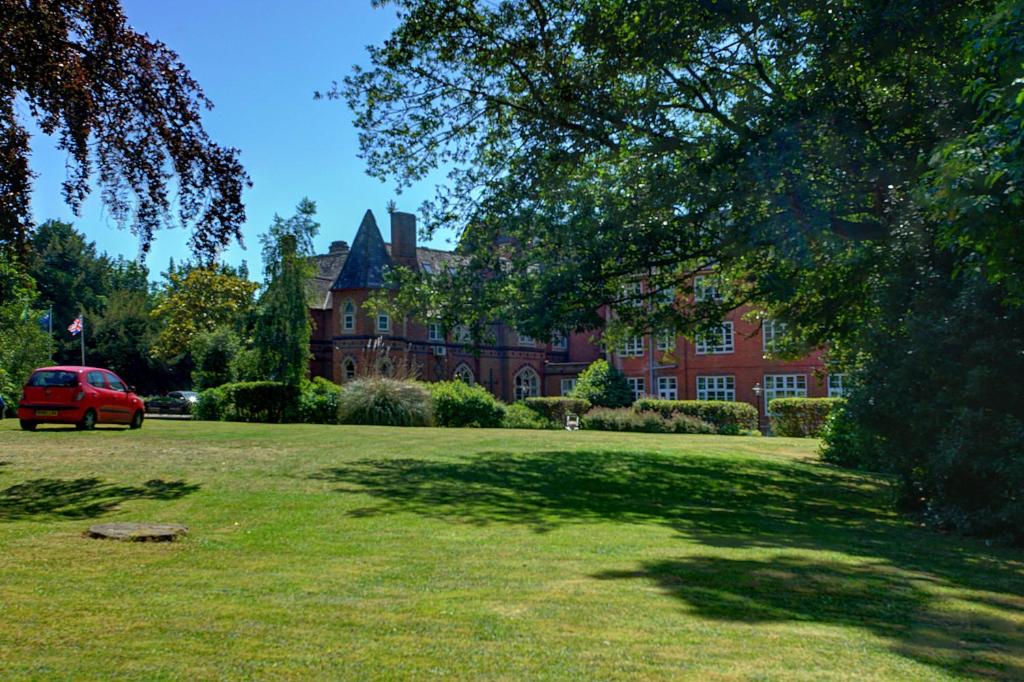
[67,316,82,336]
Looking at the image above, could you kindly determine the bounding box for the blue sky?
[26,0,452,281]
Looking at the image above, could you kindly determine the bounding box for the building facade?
[309,209,838,423]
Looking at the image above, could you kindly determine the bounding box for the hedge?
[502,402,556,429]
[523,397,591,426]
[632,399,758,431]
[430,380,505,427]
[196,380,334,423]
[770,397,844,437]
[581,407,716,434]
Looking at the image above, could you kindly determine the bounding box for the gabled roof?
[332,210,393,290]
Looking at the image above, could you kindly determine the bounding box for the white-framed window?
[377,312,391,333]
[656,332,674,352]
[454,325,472,344]
[764,374,807,413]
[427,322,443,342]
[517,332,535,347]
[696,322,734,354]
[828,373,846,398]
[694,275,723,302]
[619,336,644,357]
[626,377,645,402]
[342,301,356,332]
[342,357,357,381]
[454,363,475,385]
[762,319,788,353]
[560,378,577,396]
[514,366,540,401]
[620,281,643,307]
[657,376,678,400]
[697,375,735,401]
[552,334,568,350]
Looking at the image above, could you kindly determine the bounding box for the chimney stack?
[390,211,417,269]
[329,240,349,255]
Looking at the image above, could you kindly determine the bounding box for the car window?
[105,373,127,392]
[28,370,79,388]
[87,371,107,388]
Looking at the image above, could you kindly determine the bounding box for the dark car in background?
[144,391,198,415]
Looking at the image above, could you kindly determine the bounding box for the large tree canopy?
[341,0,1024,542]
[338,0,1010,341]
[1,0,249,258]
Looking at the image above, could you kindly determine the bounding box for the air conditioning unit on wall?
[432,345,447,356]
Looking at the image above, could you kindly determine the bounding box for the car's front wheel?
[19,420,36,431]
[129,410,144,430]
[76,409,97,431]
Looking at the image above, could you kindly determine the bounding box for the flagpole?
[80,310,85,366]
[49,306,53,362]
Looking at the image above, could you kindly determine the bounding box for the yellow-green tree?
[150,267,257,360]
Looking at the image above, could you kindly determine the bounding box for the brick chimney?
[390,211,417,269]
[328,240,349,255]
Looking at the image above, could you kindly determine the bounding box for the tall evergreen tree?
[254,199,320,386]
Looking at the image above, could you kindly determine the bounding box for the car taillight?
[74,391,85,401]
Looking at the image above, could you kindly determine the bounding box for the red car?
[17,366,145,431]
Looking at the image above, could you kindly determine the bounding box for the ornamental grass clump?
[338,377,432,427]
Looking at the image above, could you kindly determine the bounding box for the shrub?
[430,381,506,427]
[569,359,633,407]
[295,377,341,424]
[338,378,432,427]
[194,386,228,421]
[769,398,843,437]
[668,412,717,434]
[190,326,240,390]
[819,402,884,470]
[580,408,659,433]
[502,402,556,429]
[223,381,300,423]
[523,397,591,426]
[633,399,758,431]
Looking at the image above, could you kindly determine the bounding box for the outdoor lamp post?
[752,382,763,428]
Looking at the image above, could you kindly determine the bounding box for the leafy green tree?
[339,0,1024,541]
[570,359,633,409]
[0,253,54,407]
[191,326,241,390]
[2,0,248,258]
[253,199,320,386]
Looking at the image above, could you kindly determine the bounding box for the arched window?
[377,358,394,378]
[453,363,475,385]
[342,357,356,381]
[514,366,540,401]
[342,301,356,332]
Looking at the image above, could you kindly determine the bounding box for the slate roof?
[306,210,462,310]
[332,210,393,290]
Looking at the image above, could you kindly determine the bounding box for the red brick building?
[309,209,841,422]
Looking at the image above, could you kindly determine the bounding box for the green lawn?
[0,420,1021,680]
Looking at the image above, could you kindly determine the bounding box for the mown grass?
[0,420,1021,680]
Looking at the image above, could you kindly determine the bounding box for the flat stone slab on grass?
[85,522,188,542]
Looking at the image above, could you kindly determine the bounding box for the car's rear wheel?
[19,420,37,431]
[76,409,97,431]
[129,410,144,430]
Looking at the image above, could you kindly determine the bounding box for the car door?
[102,371,132,423]
[85,371,116,423]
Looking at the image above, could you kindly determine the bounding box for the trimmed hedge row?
[769,397,843,437]
[633,399,758,432]
[522,397,591,425]
[195,379,336,423]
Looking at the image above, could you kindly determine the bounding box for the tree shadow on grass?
[595,555,1024,680]
[311,449,1024,678]
[0,478,199,521]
